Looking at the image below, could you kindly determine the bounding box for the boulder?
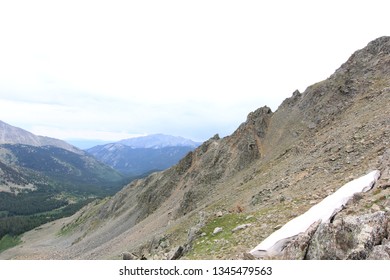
[306,211,389,259]
[280,220,321,260]
[232,224,252,233]
[169,246,184,260]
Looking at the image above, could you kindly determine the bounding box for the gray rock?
[187,211,206,243]
[306,211,389,259]
[280,220,321,260]
[268,212,390,260]
[372,203,381,211]
[159,240,170,249]
[274,224,285,230]
[368,239,390,260]
[232,224,252,233]
[169,246,184,260]
[122,252,137,260]
[213,227,223,235]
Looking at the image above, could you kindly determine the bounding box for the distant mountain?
[86,134,201,176]
[0,144,124,193]
[0,122,126,241]
[67,139,112,150]
[118,134,201,149]
[0,120,81,154]
[0,120,124,191]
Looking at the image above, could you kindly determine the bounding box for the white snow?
[250,170,381,257]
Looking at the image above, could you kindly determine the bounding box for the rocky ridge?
[1,36,389,260]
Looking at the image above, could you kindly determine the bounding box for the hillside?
[0,121,81,154]
[1,36,389,260]
[86,134,200,176]
[0,124,126,243]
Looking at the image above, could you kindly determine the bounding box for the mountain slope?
[1,36,389,260]
[0,144,124,192]
[0,121,82,154]
[86,134,201,176]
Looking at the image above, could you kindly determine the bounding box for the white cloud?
[0,0,389,141]
[30,126,146,142]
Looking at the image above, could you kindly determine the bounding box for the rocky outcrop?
[174,106,272,217]
[278,211,390,260]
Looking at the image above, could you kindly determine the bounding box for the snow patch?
[250,170,381,258]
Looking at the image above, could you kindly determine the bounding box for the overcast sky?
[0,0,389,146]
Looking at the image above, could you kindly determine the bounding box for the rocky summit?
[1,36,389,260]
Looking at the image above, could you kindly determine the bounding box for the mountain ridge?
[1,36,389,260]
[0,120,82,155]
[118,134,201,148]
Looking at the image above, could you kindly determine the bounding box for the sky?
[0,0,389,147]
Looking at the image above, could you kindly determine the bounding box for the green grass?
[186,213,255,259]
[0,235,21,253]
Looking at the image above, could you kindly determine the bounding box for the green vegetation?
[0,195,96,240]
[0,190,68,216]
[0,143,130,241]
[187,213,255,258]
[0,234,21,253]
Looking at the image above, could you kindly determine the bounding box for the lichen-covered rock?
[367,239,390,260]
[306,211,389,259]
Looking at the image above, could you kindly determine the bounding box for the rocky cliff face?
[1,36,389,260]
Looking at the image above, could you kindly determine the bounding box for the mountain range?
[0,121,125,195]
[0,122,126,241]
[1,36,390,260]
[117,134,200,149]
[86,134,201,176]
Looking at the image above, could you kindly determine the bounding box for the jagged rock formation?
[1,36,389,260]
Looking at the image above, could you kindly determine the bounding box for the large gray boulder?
[277,211,390,260]
[306,211,389,259]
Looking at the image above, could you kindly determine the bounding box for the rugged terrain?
[1,36,389,260]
